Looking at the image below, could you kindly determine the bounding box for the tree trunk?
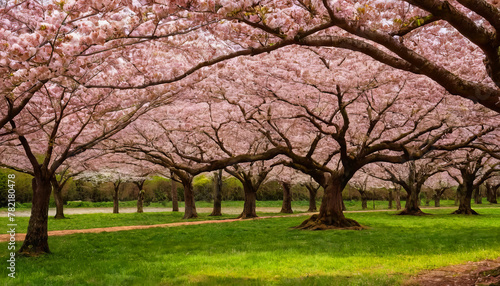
[53,187,65,219]
[137,190,144,213]
[182,180,197,219]
[296,174,362,230]
[359,190,368,210]
[399,186,426,215]
[280,182,293,214]
[486,184,498,204]
[306,184,318,212]
[473,187,482,204]
[171,179,179,212]
[210,170,222,216]
[395,187,401,210]
[425,191,431,206]
[361,198,367,210]
[19,177,52,255]
[239,183,257,219]
[452,183,478,215]
[434,193,441,207]
[388,189,393,209]
[113,191,119,214]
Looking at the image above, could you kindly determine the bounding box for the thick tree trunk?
[473,187,482,204]
[171,180,179,212]
[395,187,401,210]
[182,181,197,219]
[358,190,368,210]
[137,190,144,213]
[306,184,318,212]
[424,192,431,206]
[399,186,426,215]
[53,188,65,219]
[19,177,52,255]
[361,198,368,210]
[486,184,498,204]
[388,190,393,209]
[280,182,293,214]
[452,183,478,215]
[434,193,441,207]
[239,184,257,219]
[210,170,222,216]
[296,174,362,230]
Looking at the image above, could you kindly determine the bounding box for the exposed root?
[182,213,198,219]
[451,208,479,215]
[397,209,429,216]
[294,214,365,230]
[18,244,51,257]
[237,212,258,219]
[280,209,293,214]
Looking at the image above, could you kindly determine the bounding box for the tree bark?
[280,181,293,214]
[239,183,258,219]
[486,183,498,204]
[452,183,478,215]
[434,192,441,207]
[395,187,401,210]
[296,173,362,230]
[210,170,222,216]
[112,182,120,214]
[19,177,52,255]
[53,187,65,219]
[171,179,179,212]
[388,189,393,209]
[399,185,426,215]
[182,180,197,219]
[305,184,318,212]
[473,187,482,204]
[137,190,144,213]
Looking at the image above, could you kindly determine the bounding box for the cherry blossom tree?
[84,0,500,113]
[447,149,500,214]
[108,99,286,219]
[369,158,452,215]
[213,49,494,229]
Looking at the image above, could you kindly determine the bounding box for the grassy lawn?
[0,211,305,233]
[1,208,499,285]
[6,198,497,211]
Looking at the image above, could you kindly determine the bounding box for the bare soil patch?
[407,257,500,286]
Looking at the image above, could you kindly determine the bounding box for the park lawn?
[1,208,499,285]
[6,198,498,211]
[0,211,308,233]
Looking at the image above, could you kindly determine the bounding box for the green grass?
[1,208,500,285]
[8,198,498,210]
[0,211,303,233]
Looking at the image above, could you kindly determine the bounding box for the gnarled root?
[294,214,364,230]
[397,209,429,216]
[451,208,479,215]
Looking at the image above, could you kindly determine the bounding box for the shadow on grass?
[186,273,403,286]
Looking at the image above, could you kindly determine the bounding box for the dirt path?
[406,257,500,285]
[0,212,317,243]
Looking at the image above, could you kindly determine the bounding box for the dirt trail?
[406,257,500,285]
[0,212,317,243]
